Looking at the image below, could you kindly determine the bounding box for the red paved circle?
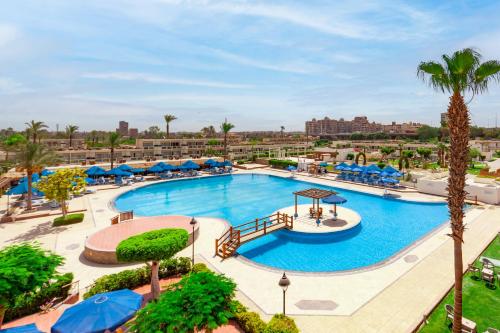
[84,215,198,264]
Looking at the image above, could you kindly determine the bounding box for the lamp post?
[190,217,197,268]
[278,272,290,315]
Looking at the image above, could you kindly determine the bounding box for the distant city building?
[129,128,138,138]
[305,116,423,137]
[117,121,129,136]
[440,112,449,125]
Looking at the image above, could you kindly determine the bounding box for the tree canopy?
[417,125,440,141]
[116,229,188,263]
[36,168,86,216]
[130,271,237,333]
[0,243,63,324]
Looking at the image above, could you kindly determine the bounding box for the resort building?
[305,116,424,137]
[116,121,129,136]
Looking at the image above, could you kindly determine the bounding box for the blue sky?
[1,0,499,132]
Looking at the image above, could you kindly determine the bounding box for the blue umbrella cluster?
[179,160,200,170]
[335,162,403,187]
[85,166,106,177]
[147,162,179,173]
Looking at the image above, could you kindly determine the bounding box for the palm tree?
[65,125,79,148]
[437,142,448,168]
[418,48,500,333]
[163,114,177,138]
[280,126,285,138]
[221,120,235,160]
[16,142,58,211]
[108,132,121,169]
[25,121,48,144]
[380,146,395,162]
[201,125,217,138]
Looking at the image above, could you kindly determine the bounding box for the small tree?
[36,169,86,217]
[2,133,26,161]
[130,271,237,333]
[416,147,432,167]
[164,114,177,138]
[116,229,188,299]
[108,132,121,169]
[65,125,79,148]
[380,146,395,162]
[0,243,64,327]
[468,147,481,168]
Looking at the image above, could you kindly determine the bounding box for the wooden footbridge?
[215,212,294,258]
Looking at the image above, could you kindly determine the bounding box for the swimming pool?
[114,174,450,272]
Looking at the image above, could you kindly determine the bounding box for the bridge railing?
[215,212,293,257]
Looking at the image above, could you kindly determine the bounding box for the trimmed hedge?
[116,228,189,263]
[192,263,210,273]
[53,213,84,226]
[83,257,191,299]
[268,159,298,169]
[5,273,74,322]
[264,314,300,333]
[235,311,267,333]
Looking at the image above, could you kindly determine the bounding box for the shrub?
[377,161,386,169]
[264,314,299,333]
[4,273,73,322]
[53,213,84,226]
[191,263,210,273]
[84,257,191,299]
[129,272,237,333]
[236,311,267,333]
[268,159,298,169]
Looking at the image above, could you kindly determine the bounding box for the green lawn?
[467,163,487,175]
[419,236,500,332]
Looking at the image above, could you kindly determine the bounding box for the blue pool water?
[114,174,450,272]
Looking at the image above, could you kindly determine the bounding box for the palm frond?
[474,60,500,93]
[417,61,449,92]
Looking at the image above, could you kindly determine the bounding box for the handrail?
[215,212,294,258]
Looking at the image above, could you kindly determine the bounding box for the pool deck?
[0,168,498,333]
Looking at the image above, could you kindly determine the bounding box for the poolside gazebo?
[293,188,337,222]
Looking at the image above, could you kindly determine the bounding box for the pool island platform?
[274,204,361,233]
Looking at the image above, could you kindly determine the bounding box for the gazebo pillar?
[294,194,298,217]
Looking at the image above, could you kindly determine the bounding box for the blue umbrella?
[51,289,142,333]
[41,169,55,176]
[118,164,133,172]
[161,164,178,171]
[6,182,44,196]
[319,162,328,167]
[106,168,132,177]
[352,167,363,173]
[366,164,382,172]
[85,166,106,177]
[0,324,43,333]
[130,168,145,173]
[287,165,297,171]
[382,165,399,174]
[222,160,233,167]
[204,159,217,166]
[366,169,381,175]
[322,195,347,220]
[147,165,164,173]
[335,165,345,171]
[382,178,398,184]
[391,172,403,178]
[85,177,96,185]
[179,160,200,170]
[19,173,40,183]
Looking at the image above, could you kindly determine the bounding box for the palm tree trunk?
[166,123,170,138]
[27,170,33,211]
[69,135,72,148]
[224,132,227,160]
[151,260,160,299]
[110,147,114,169]
[447,91,469,333]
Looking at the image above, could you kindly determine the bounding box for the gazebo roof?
[293,188,337,199]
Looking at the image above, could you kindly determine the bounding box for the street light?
[278,272,290,315]
[190,217,197,268]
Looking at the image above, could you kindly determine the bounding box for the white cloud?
[207,48,321,74]
[0,77,31,94]
[0,24,18,47]
[81,72,254,89]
